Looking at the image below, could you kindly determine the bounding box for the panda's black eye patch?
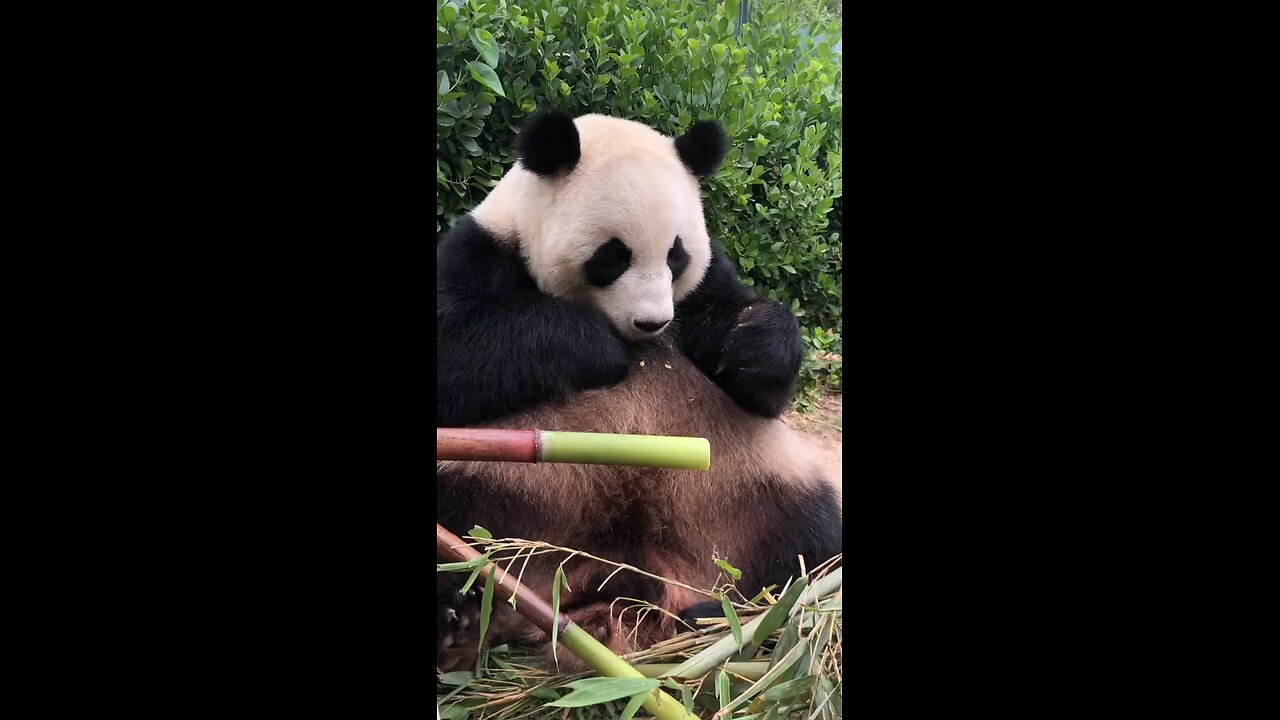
[584,237,632,288]
[668,236,690,281]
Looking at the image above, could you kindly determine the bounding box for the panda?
[436,110,842,671]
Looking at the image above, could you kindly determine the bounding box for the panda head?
[477,111,730,342]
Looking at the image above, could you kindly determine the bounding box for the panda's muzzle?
[633,318,671,334]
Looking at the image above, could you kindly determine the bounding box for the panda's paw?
[678,600,727,633]
[571,323,632,391]
[436,586,477,658]
[716,301,803,417]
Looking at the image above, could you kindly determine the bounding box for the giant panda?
[436,110,841,671]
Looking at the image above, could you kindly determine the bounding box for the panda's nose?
[633,318,670,333]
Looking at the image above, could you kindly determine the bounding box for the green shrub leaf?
[469,28,499,68]
[437,0,841,412]
[466,60,505,97]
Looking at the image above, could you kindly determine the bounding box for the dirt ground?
[782,392,843,484]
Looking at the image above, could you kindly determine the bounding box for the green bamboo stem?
[634,661,770,680]
[666,568,844,679]
[558,625,696,720]
[541,431,710,469]
[436,428,711,470]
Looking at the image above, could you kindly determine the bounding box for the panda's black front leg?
[437,217,632,426]
[676,240,803,418]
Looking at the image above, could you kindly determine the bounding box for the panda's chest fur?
[437,309,818,523]
[538,332,726,438]
[450,323,806,471]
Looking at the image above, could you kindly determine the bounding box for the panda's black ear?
[517,109,581,178]
[675,120,729,179]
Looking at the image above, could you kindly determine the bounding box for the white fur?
[473,114,714,340]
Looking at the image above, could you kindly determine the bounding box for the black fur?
[737,479,843,596]
[675,120,730,179]
[436,216,630,426]
[584,237,632,288]
[667,236,690,281]
[679,600,727,630]
[436,585,469,655]
[517,109,581,177]
[677,479,843,629]
[676,240,804,417]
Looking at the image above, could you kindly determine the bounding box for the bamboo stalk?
[436,428,710,470]
[436,428,540,463]
[634,661,770,680]
[666,568,843,679]
[436,524,695,720]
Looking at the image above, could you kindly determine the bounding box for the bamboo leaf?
[714,557,742,581]
[717,669,731,710]
[714,631,809,716]
[720,595,742,647]
[763,675,815,702]
[476,568,495,654]
[681,682,693,714]
[528,687,559,700]
[467,525,492,540]
[748,584,779,604]
[438,705,468,720]
[769,622,800,669]
[807,678,839,720]
[551,566,566,666]
[619,691,648,720]
[753,577,808,644]
[437,671,474,686]
[437,554,489,572]
[786,639,812,684]
[545,678,660,707]
[459,564,484,594]
[466,60,505,97]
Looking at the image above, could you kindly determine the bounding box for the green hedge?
[437,0,842,406]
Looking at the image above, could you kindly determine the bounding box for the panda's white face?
[474,114,718,342]
[544,153,710,340]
